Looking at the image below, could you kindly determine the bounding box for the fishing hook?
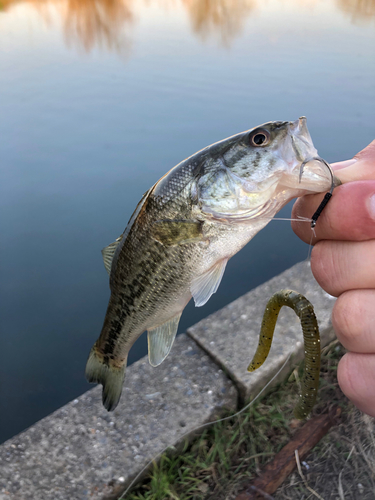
[299,156,338,228]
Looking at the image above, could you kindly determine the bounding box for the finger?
[333,139,375,184]
[311,239,375,296]
[338,352,375,418]
[292,139,375,242]
[291,181,375,244]
[332,290,375,353]
[331,159,356,171]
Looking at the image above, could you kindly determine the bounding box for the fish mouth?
[282,117,335,192]
[289,116,315,162]
[289,116,310,137]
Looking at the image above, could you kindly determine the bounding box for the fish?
[85,117,335,411]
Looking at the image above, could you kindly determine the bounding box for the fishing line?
[269,216,312,223]
[259,215,315,262]
[267,215,316,261]
[119,351,293,499]
[256,215,312,223]
[306,227,316,261]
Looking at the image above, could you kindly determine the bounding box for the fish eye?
[249,129,270,147]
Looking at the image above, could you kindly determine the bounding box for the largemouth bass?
[86,117,334,411]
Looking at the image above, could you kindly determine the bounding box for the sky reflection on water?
[0,0,374,443]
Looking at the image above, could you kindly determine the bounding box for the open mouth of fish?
[202,117,336,224]
[283,117,336,190]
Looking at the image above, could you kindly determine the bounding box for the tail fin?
[85,346,126,411]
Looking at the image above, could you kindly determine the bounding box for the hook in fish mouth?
[299,156,342,228]
[299,156,335,193]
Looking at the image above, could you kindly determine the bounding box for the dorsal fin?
[101,188,153,276]
[101,236,122,276]
[147,313,182,367]
[190,259,228,307]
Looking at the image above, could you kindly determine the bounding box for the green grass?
[121,342,374,499]
[121,341,375,500]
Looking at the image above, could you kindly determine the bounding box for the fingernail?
[333,159,361,184]
[331,159,357,171]
[367,194,375,220]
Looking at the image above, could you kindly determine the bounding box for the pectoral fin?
[151,220,203,246]
[191,259,228,307]
[147,313,182,367]
[101,236,122,275]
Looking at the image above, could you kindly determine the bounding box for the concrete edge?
[0,261,336,500]
[187,260,337,404]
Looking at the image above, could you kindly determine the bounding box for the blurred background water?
[0,0,374,444]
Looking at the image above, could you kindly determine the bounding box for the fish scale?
[100,172,200,351]
[85,117,336,411]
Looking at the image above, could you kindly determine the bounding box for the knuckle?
[332,292,359,343]
[311,241,340,295]
[337,354,357,401]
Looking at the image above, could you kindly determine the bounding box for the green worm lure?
[247,290,320,419]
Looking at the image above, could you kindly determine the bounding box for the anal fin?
[147,313,182,367]
[190,259,228,307]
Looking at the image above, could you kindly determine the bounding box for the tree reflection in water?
[62,0,133,53]
[181,0,256,45]
[1,0,374,53]
[336,0,375,23]
[2,0,133,53]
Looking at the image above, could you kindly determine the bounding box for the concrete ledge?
[187,260,336,402]
[0,261,337,500]
[0,334,237,500]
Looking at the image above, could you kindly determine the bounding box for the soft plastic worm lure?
[247,290,320,419]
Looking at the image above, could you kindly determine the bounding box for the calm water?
[1,0,374,444]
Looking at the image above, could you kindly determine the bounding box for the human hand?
[291,140,375,417]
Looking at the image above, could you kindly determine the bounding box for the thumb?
[332,139,375,183]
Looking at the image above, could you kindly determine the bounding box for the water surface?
[1,0,374,443]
